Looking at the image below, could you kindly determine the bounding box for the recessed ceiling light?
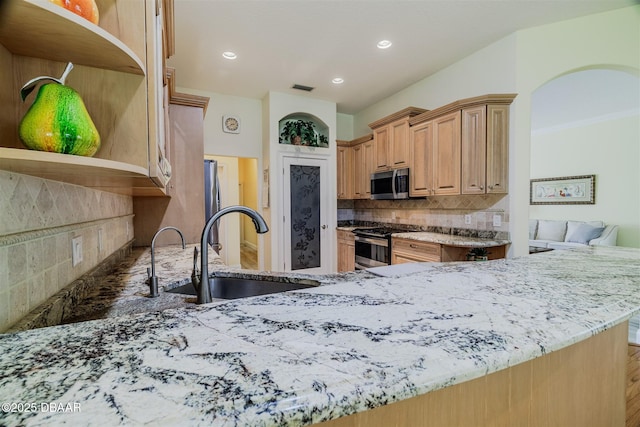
[332,77,344,84]
[377,40,392,49]
[222,51,237,60]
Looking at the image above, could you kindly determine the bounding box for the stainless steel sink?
[165,277,318,299]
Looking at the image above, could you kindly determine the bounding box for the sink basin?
[165,277,318,299]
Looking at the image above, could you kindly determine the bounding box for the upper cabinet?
[352,135,374,199]
[461,104,510,194]
[369,107,427,172]
[336,134,373,200]
[0,0,174,195]
[409,94,516,197]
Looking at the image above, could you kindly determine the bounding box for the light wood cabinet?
[351,135,374,199]
[461,104,510,195]
[410,111,462,196]
[337,143,352,199]
[409,121,433,197]
[461,106,486,194]
[370,107,427,173]
[392,237,507,264]
[352,143,365,198]
[409,94,516,198]
[485,105,510,194]
[373,125,390,172]
[362,138,375,198]
[391,238,442,263]
[337,230,355,272]
[432,111,461,195]
[337,135,373,200]
[0,0,173,196]
[389,118,411,169]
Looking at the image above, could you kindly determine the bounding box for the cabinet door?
[363,140,375,197]
[461,106,487,195]
[337,146,352,199]
[432,111,461,195]
[486,105,509,194]
[409,120,433,197]
[352,143,365,198]
[390,118,410,168]
[374,126,390,172]
[337,230,355,272]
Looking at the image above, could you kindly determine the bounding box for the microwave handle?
[392,169,398,196]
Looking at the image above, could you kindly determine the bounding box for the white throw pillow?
[565,220,604,242]
[536,220,567,242]
[566,223,605,245]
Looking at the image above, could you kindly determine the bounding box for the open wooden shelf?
[0,147,166,195]
[0,0,145,75]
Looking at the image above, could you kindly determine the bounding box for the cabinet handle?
[480,185,484,190]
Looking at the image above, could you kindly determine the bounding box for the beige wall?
[0,171,133,332]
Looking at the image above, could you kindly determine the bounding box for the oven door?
[354,235,390,270]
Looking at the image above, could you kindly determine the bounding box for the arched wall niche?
[278,112,330,147]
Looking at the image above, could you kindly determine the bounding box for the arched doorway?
[529,67,639,248]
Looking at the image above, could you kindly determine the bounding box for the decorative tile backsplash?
[0,171,133,332]
[338,194,510,236]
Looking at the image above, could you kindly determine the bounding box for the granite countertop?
[1,246,639,426]
[10,244,372,330]
[336,225,510,247]
[391,231,510,247]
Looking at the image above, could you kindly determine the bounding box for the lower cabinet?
[337,230,355,272]
[392,237,508,264]
[391,238,441,263]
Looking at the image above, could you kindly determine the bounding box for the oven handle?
[354,235,389,247]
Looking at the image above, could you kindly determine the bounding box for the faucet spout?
[148,226,186,297]
[196,206,269,304]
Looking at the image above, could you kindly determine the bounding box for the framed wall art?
[530,174,595,205]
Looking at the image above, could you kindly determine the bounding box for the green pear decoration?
[19,62,100,156]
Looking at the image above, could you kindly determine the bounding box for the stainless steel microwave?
[370,168,409,200]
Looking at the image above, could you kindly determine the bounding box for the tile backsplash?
[338,194,510,235]
[0,171,133,332]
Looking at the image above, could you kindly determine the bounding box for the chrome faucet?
[147,226,185,297]
[192,206,269,304]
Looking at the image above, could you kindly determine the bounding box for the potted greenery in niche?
[279,119,328,147]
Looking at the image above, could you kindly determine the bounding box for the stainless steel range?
[353,227,406,270]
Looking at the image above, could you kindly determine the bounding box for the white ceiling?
[167,0,635,115]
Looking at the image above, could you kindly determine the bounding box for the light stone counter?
[391,231,510,248]
[1,246,639,426]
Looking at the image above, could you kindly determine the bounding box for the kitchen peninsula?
[1,246,639,426]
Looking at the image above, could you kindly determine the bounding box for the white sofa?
[529,219,618,250]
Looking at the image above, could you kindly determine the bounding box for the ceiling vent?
[292,84,314,92]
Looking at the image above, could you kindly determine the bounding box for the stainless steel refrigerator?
[204,160,221,253]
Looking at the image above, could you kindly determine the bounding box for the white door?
[282,156,330,274]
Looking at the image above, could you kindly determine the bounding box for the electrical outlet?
[72,236,83,266]
[464,214,472,225]
[97,228,103,253]
[493,214,502,227]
